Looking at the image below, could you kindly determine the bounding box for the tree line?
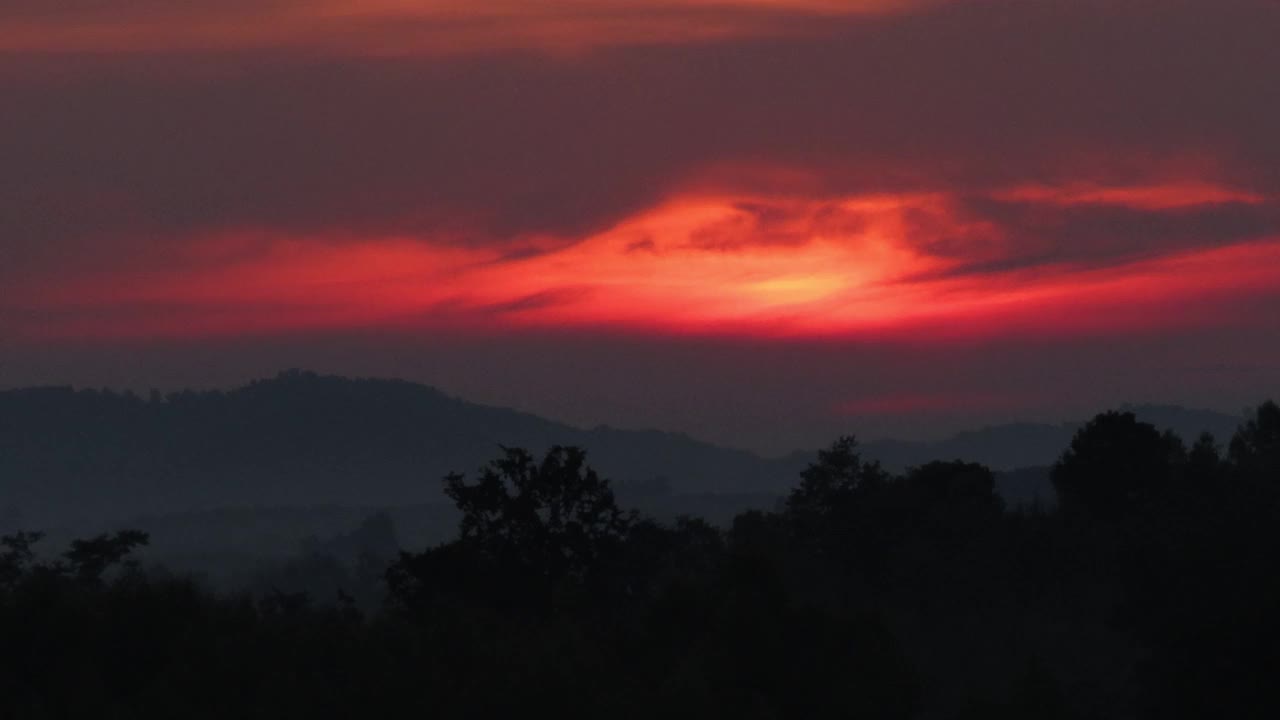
[2,402,1279,718]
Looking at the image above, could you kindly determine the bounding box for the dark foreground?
[3,403,1279,719]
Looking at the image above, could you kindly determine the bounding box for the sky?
[3,0,1279,454]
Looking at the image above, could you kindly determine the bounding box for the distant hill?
[858,423,1076,475]
[854,404,1249,511]
[857,403,1245,475]
[0,370,1252,529]
[0,370,804,527]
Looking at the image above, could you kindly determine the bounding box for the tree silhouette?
[63,529,149,583]
[0,531,43,589]
[1051,412,1184,517]
[1185,432,1222,486]
[7,386,1280,719]
[445,445,632,581]
[388,446,633,612]
[1229,400,1280,481]
[901,460,1001,509]
[786,435,889,520]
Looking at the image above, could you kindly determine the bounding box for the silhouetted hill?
[859,424,1073,474]
[858,404,1244,473]
[7,404,1279,719]
[0,370,803,528]
[1,371,1248,531]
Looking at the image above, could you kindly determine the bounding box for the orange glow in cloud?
[13,181,1280,344]
[0,0,931,55]
[470,195,950,332]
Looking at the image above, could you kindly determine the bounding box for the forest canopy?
[2,402,1279,718]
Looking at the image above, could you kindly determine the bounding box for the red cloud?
[12,182,1279,345]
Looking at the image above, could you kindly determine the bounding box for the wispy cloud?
[12,184,1279,343]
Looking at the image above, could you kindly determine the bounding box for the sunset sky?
[4,0,1279,453]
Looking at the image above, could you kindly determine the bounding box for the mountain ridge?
[1,370,1252,528]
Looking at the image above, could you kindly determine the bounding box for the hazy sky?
[3,0,1279,453]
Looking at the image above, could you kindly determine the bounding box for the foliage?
[443,445,632,582]
[3,402,1280,718]
[387,446,633,614]
[1051,411,1185,516]
[1229,400,1280,481]
[63,529,150,583]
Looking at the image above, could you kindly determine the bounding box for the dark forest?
[3,381,1277,718]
